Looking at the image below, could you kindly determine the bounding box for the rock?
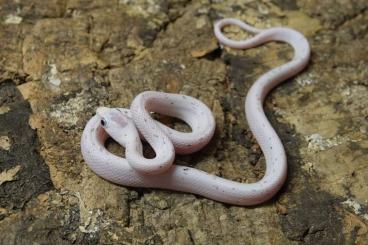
[0,0,367,244]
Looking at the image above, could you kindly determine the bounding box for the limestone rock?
[0,0,367,244]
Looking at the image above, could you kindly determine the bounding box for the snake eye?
[100,118,107,127]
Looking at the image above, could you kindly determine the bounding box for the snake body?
[81,18,310,205]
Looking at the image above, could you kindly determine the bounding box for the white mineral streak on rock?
[48,64,62,87]
[306,133,346,152]
[342,199,368,221]
[4,14,23,24]
[0,165,21,185]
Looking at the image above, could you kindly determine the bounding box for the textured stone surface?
[0,0,367,244]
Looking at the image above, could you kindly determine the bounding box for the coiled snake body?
[81,18,310,205]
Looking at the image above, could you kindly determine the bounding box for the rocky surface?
[0,0,367,244]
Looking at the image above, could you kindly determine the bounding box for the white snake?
[81,18,310,205]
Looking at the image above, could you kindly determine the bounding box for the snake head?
[96,107,130,128]
[96,107,137,146]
